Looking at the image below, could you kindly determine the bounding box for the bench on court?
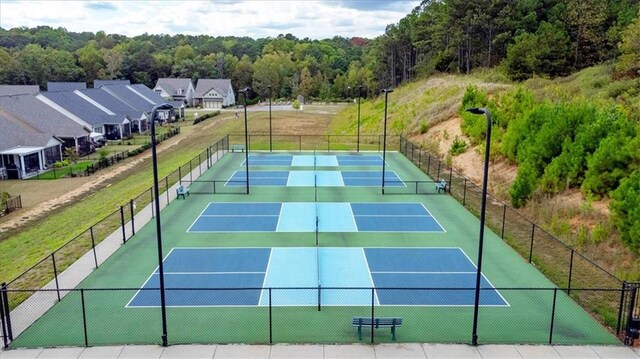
[435,179,447,193]
[352,317,403,341]
[230,144,246,152]
[176,185,190,199]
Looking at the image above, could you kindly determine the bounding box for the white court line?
[457,248,511,307]
[275,203,284,232]
[224,170,239,187]
[185,203,216,233]
[258,248,274,305]
[360,248,380,306]
[126,247,177,308]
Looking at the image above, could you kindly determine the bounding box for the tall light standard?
[356,85,364,152]
[466,107,492,346]
[381,88,393,194]
[238,87,251,194]
[267,85,272,152]
[149,102,173,347]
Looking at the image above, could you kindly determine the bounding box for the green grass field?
[8,151,619,347]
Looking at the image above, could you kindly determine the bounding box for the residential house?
[194,79,235,109]
[99,85,154,132]
[154,78,195,106]
[0,94,92,155]
[47,82,87,92]
[0,85,40,96]
[94,79,131,87]
[128,84,180,120]
[0,108,63,179]
[38,91,130,141]
[74,88,145,138]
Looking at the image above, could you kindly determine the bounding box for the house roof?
[0,94,89,138]
[0,108,54,151]
[155,78,193,96]
[76,88,141,119]
[128,84,167,105]
[94,79,131,88]
[195,79,232,98]
[47,82,87,92]
[170,100,185,108]
[40,91,123,126]
[0,85,40,96]
[100,85,154,113]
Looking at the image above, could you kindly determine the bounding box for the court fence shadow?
[396,135,639,344]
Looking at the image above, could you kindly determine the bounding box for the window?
[177,88,183,95]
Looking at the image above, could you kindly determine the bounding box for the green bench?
[176,185,190,199]
[230,144,246,152]
[352,317,402,341]
[435,179,448,193]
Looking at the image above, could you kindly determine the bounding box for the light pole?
[238,87,251,194]
[268,85,272,152]
[381,88,393,194]
[357,85,364,152]
[149,102,173,347]
[466,107,492,346]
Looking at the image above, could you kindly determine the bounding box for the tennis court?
[187,202,445,232]
[127,247,506,307]
[226,170,405,187]
[7,150,620,347]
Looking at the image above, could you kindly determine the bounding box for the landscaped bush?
[193,110,221,125]
[53,160,70,168]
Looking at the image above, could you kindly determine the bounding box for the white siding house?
[195,79,235,108]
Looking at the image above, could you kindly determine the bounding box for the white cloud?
[0,0,420,39]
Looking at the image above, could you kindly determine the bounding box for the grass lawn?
[29,161,94,180]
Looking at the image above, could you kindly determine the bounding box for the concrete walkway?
[0,343,639,358]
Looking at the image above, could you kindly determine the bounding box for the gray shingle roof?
[0,108,53,151]
[47,82,87,92]
[0,85,40,96]
[128,84,166,105]
[76,88,141,119]
[155,78,193,96]
[94,80,131,87]
[195,79,232,98]
[101,85,154,112]
[0,94,89,138]
[40,91,123,126]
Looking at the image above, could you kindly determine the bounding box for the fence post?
[51,253,61,301]
[616,282,627,335]
[90,226,98,268]
[269,288,273,344]
[567,250,574,294]
[463,178,467,206]
[120,206,126,243]
[299,136,302,151]
[81,289,89,346]
[207,147,210,169]
[130,199,136,236]
[1,283,12,343]
[0,283,8,348]
[549,288,558,344]
[150,189,154,218]
[178,167,182,185]
[165,177,170,203]
[317,285,322,312]
[328,135,331,151]
[418,150,422,169]
[371,288,375,344]
[500,204,507,238]
[189,161,193,183]
[436,161,441,180]
[529,224,536,263]
[198,153,202,176]
[426,155,431,177]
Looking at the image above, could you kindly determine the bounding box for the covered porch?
[0,141,63,179]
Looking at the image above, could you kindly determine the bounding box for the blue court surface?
[242,155,385,167]
[226,170,405,187]
[127,247,508,307]
[187,202,446,233]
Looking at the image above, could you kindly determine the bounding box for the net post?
[500,204,506,238]
[549,288,558,344]
[269,288,273,344]
[317,284,321,312]
[120,205,126,243]
[90,226,98,268]
[130,199,136,236]
[529,223,536,263]
[213,180,217,194]
[567,249,574,294]
[52,253,61,301]
[81,289,89,346]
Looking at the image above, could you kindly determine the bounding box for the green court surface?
[9,151,619,347]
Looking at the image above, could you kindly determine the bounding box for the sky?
[0,0,421,39]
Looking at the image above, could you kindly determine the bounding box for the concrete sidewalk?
[0,343,639,358]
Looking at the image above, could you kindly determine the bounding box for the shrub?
[292,99,300,110]
[449,136,468,156]
[610,169,640,252]
[193,110,221,125]
[419,120,428,134]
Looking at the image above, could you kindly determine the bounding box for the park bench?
[230,144,246,152]
[176,185,190,199]
[435,179,448,193]
[352,317,403,341]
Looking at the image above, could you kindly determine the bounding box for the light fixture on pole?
[149,102,173,347]
[357,85,364,152]
[381,88,393,195]
[466,107,492,346]
[238,87,251,194]
[268,85,272,152]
